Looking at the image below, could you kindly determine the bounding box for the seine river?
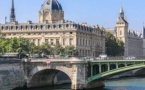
[23,77,145,90]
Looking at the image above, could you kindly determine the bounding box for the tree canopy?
[105,31,124,56]
[0,37,78,57]
[0,37,34,54]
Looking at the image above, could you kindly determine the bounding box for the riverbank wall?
[0,60,25,90]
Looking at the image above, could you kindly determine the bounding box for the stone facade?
[0,0,105,57]
[106,7,144,57]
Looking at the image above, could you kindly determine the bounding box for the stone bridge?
[24,58,87,89]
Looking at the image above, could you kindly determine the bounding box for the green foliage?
[0,37,34,54]
[0,36,78,57]
[53,44,64,55]
[38,43,53,55]
[105,32,124,56]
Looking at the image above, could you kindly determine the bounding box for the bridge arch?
[101,64,108,72]
[118,64,125,68]
[27,66,72,88]
[110,64,116,70]
[87,64,145,83]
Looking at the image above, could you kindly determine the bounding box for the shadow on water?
[13,83,71,90]
[12,83,111,90]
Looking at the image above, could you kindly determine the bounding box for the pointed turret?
[117,7,128,24]
[120,7,124,18]
[10,0,16,22]
[143,23,145,39]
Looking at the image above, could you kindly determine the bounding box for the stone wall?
[0,61,25,90]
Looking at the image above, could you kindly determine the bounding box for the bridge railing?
[91,56,145,61]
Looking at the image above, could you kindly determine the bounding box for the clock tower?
[116,7,129,56]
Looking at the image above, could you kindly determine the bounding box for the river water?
[22,77,145,90]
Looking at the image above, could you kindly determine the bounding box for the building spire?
[119,7,124,18]
[143,22,145,39]
[120,7,124,13]
[10,0,16,22]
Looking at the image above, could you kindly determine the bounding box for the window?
[33,39,35,44]
[38,39,40,46]
[80,39,82,46]
[56,39,59,45]
[83,39,84,46]
[51,39,53,45]
[20,26,23,30]
[30,25,33,29]
[26,26,28,29]
[45,39,48,43]
[120,30,122,35]
[63,38,65,45]
[70,32,73,34]
[40,25,43,29]
[16,26,18,30]
[70,38,73,45]
[77,38,79,45]
[48,25,50,29]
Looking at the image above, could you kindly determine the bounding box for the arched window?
[20,26,23,30]
[26,25,28,29]
[35,25,38,29]
[48,25,50,29]
[5,26,8,30]
[30,25,33,29]
[53,25,56,28]
[11,26,13,30]
[1,26,4,30]
[16,26,18,30]
[59,24,62,28]
[66,24,69,28]
[40,25,43,29]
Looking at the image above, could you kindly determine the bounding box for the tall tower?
[39,0,64,23]
[116,7,129,56]
[10,0,16,22]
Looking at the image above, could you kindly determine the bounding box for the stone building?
[106,7,143,57]
[0,0,105,57]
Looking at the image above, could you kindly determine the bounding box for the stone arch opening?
[28,69,71,88]
[110,64,116,70]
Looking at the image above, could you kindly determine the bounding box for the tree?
[105,32,124,56]
[0,37,34,54]
[64,46,78,56]
[38,43,52,55]
[0,30,5,39]
[53,44,64,55]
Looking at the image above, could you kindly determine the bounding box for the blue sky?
[0,0,145,31]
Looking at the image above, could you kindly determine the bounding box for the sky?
[0,0,145,31]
